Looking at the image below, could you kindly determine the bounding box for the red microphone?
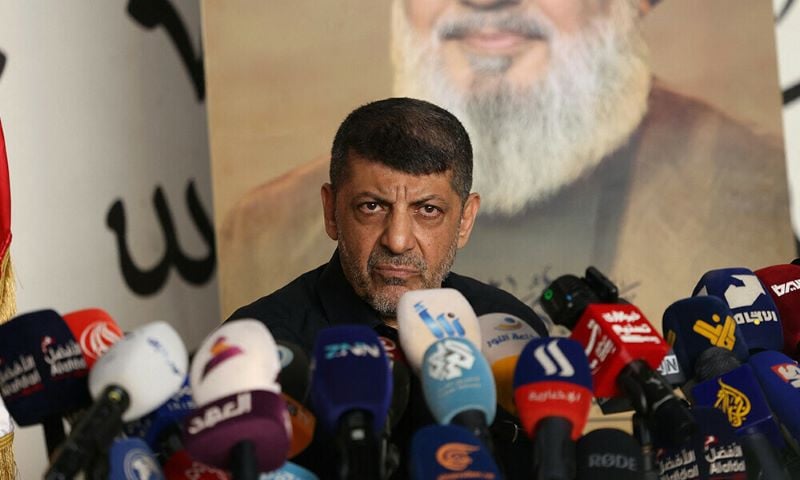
[163,449,230,479]
[62,308,123,369]
[570,304,695,444]
[755,263,800,359]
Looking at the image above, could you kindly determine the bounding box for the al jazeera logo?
[713,379,751,428]
[692,313,737,350]
[435,443,496,479]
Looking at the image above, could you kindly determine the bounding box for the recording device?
[46,321,188,479]
[576,429,644,479]
[309,325,392,480]
[754,264,800,358]
[693,268,783,353]
[62,308,124,368]
[513,338,593,480]
[185,320,290,477]
[570,303,695,444]
[539,266,618,330]
[397,288,481,373]
[421,336,496,452]
[410,424,500,480]
[479,312,540,415]
[0,309,91,453]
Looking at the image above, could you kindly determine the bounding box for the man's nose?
[381,212,416,254]
[459,0,520,11]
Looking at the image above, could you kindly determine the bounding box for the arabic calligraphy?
[713,379,751,428]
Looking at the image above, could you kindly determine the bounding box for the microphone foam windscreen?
[421,337,496,425]
[479,313,540,415]
[90,321,187,421]
[62,308,123,368]
[108,437,165,479]
[693,268,783,352]
[747,350,800,440]
[397,288,481,373]
[276,340,310,402]
[0,309,90,425]
[755,264,800,358]
[410,424,500,480]
[262,462,319,480]
[282,393,315,458]
[183,390,291,473]
[191,319,280,406]
[691,364,784,448]
[662,296,749,379]
[309,325,392,434]
[570,303,668,398]
[124,376,195,449]
[576,429,643,479]
[513,338,592,439]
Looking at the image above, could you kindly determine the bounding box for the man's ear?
[321,183,338,241]
[457,193,481,249]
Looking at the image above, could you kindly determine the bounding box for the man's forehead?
[339,155,458,198]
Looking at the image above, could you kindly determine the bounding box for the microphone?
[540,267,619,330]
[377,335,411,430]
[570,303,695,444]
[576,429,644,479]
[123,376,195,453]
[478,312,540,415]
[409,424,501,480]
[691,363,790,479]
[262,462,319,480]
[397,288,481,373]
[276,341,315,459]
[185,320,290,477]
[754,264,800,358]
[62,308,124,368]
[161,450,228,479]
[0,309,91,453]
[190,319,281,406]
[513,338,593,480]
[693,268,783,353]
[106,437,165,480]
[46,321,188,479]
[747,350,800,445]
[420,337,496,452]
[662,296,750,380]
[309,325,392,480]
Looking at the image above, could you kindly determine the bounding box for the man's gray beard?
[391,0,651,216]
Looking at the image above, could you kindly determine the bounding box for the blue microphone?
[107,437,165,479]
[691,364,790,479]
[420,337,496,452]
[410,424,500,480]
[309,325,392,480]
[748,350,800,444]
[262,461,319,480]
[123,376,195,454]
[692,268,783,353]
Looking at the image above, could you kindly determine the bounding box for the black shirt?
[227,250,548,478]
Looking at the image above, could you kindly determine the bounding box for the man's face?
[321,155,480,318]
[401,0,609,93]
[392,0,649,215]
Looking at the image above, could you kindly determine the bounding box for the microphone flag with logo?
[747,350,800,442]
[107,437,165,480]
[63,308,123,369]
[410,424,500,480]
[755,263,800,358]
[576,428,644,480]
[479,312,539,415]
[693,268,783,352]
[397,288,481,373]
[123,376,195,451]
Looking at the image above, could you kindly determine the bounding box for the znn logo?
[692,313,737,350]
[414,302,465,339]
[427,339,475,381]
[533,341,574,377]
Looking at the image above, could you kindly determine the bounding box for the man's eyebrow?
[352,192,450,205]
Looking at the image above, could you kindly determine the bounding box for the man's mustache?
[367,248,427,272]
[437,11,552,41]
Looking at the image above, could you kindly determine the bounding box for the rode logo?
[435,442,479,471]
[533,341,574,377]
[771,362,800,388]
[80,321,122,360]
[414,301,465,339]
[324,342,381,360]
[692,313,737,350]
[771,279,800,297]
[426,339,475,381]
[200,336,243,381]
[187,392,252,435]
[123,447,161,479]
[601,310,641,323]
[587,453,638,471]
[714,379,751,428]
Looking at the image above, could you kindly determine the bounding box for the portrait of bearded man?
[210,0,792,322]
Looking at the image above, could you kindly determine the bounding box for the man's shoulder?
[446,271,548,336]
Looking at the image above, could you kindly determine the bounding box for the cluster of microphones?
[3,262,800,479]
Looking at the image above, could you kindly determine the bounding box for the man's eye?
[419,205,442,217]
[359,202,381,212]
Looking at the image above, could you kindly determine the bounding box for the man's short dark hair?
[330,97,473,201]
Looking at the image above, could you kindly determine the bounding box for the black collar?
[317,249,385,330]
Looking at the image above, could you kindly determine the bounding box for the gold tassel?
[0,253,15,324]
[0,431,16,479]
